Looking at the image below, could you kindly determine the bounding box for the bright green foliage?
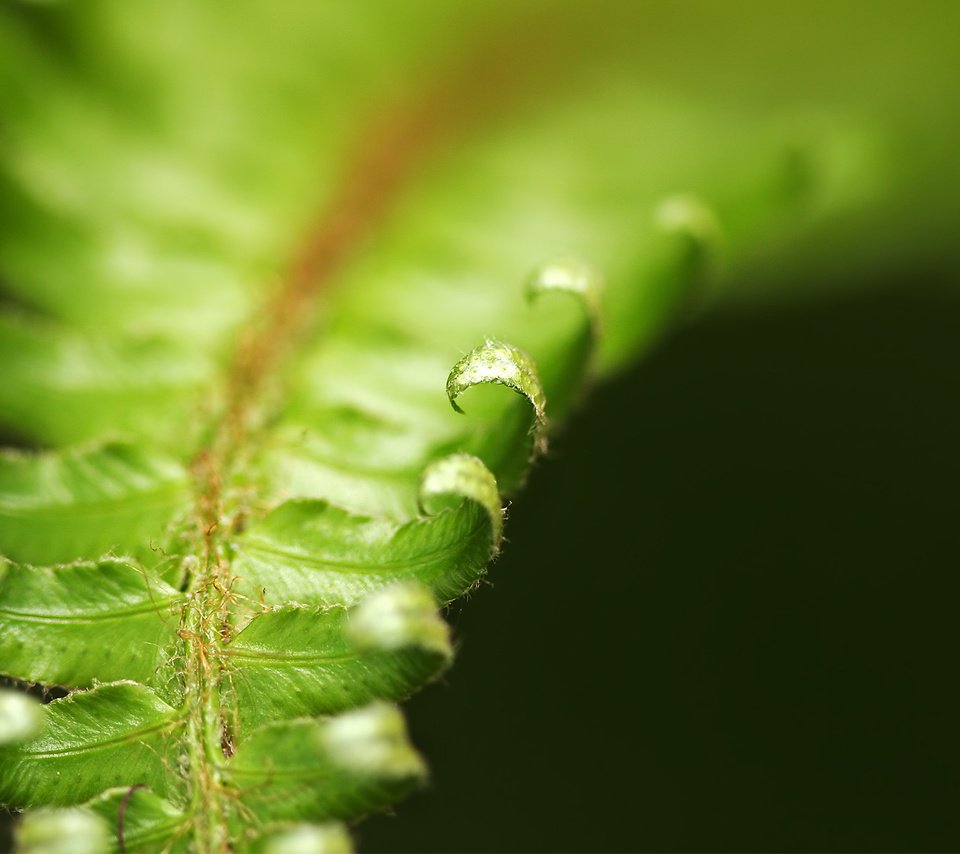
[224,584,453,730]
[0,683,183,806]
[0,0,956,851]
[86,790,188,854]
[228,704,426,829]
[0,559,183,686]
[0,444,189,566]
[229,458,501,608]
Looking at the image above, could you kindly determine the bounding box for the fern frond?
[0,0,955,850]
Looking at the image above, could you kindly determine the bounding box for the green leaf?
[0,558,182,687]
[232,453,501,608]
[0,311,214,449]
[229,704,425,827]
[524,257,602,414]
[224,583,452,731]
[86,788,189,854]
[0,443,189,566]
[446,339,548,483]
[0,682,184,807]
[247,823,353,854]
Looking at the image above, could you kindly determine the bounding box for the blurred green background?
[361,270,960,852]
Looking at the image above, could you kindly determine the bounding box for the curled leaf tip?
[654,193,721,247]
[259,823,354,854]
[348,582,453,660]
[17,808,109,854]
[323,703,425,779]
[418,453,503,546]
[526,256,603,332]
[0,689,42,746]
[445,339,546,443]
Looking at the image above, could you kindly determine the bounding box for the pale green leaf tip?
[0,689,42,746]
[17,808,110,854]
[348,582,453,660]
[418,452,504,546]
[259,823,354,854]
[654,193,721,247]
[323,703,426,779]
[525,256,603,333]
[445,339,547,448]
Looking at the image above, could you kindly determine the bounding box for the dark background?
[361,274,960,852]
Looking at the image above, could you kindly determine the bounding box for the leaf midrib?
[16,713,186,759]
[0,594,180,623]
[0,486,186,516]
[238,522,485,575]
